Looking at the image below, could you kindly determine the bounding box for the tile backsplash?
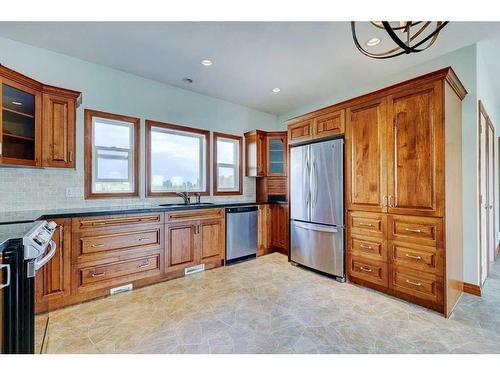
[0,167,255,212]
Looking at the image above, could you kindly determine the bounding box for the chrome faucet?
[176,192,191,205]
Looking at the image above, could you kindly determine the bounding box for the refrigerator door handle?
[293,221,339,233]
[312,159,319,207]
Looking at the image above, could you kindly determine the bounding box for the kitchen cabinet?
[35,218,72,314]
[266,132,287,176]
[165,208,225,276]
[271,204,289,254]
[287,109,345,146]
[288,67,466,316]
[257,204,272,256]
[42,89,79,168]
[345,99,387,212]
[0,64,80,169]
[244,130,267,177]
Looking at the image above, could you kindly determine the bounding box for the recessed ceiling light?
[366,37,381,47]
[272,87,281,93]
[182,78,193,84]
[200,59,213,66]
[12,101,23,106]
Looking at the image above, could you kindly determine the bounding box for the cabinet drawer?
[390,266,442,304]
[75,213,163,231]
[348,256,388,287]
[350,234,386,261]
[390,241,443,275]
[79,254,160,287]
[166,208,224,223]
[80,228,161,256]
[267,177,287,195]
[288,119,312,144]
[389,215,442,247]
[349,211,385,237]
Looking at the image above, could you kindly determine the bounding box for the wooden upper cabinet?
[345,99,387,212]
[245,130,267,177]
[387,82,443,217]
[0,73,42,167]
[266,132,287,177]
[35,218,72,313]
[312,109,345,139]
[0,65,80,169]
[42,90,78,168]
[288,119,312,145]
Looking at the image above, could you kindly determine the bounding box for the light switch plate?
[65,187,83,198]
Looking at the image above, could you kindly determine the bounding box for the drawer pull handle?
[91,243,105,248]
[405,228,422,233]
[138,237,149,241]
[91,272,106,277]
[360,244,373,249]
[359,223,373,227]
[138,261,150,268]
[405,254,422,260]
[359,266,372,273]
[405,279,422,287]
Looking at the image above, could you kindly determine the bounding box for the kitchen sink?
[158,203,215,207]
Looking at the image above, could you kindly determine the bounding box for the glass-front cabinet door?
[266,133,287,176]
[0,78,42,167]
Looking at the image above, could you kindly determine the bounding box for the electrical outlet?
[65,187,83,198]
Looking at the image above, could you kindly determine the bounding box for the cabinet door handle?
[69,151,73,162]
[138,261,150,268]
[382,195,388,207]
[405,279,422,287]
[91,243,105,248]
[358,223,373,227]
[405,228,422,233]
[91,272,106,277]
[359,266,372,273]
[360,244,373,249]
[388,195,394,207]
[405,253,422,260]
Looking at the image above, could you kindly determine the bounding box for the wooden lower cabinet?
[35,218,72,314]
[165,209,225,277]
[347,211,447,314]
[257,204,272,256]
[271,204,289,254]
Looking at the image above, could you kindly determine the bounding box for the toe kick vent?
[185,264,205,276]
[110,283,133,295]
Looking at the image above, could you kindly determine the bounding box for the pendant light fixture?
[351,21,449,59]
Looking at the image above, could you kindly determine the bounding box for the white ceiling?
[0,22,500,115]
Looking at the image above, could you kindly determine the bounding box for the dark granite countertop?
[0,200,287,226]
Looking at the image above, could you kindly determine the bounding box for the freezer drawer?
[290,220,344,278]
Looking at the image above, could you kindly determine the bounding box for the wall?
[0,36,279,211]
[278,44,482,285]
[476,40,500,283]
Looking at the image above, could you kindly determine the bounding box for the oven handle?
[34,240,57,271]
[0,264,11,289]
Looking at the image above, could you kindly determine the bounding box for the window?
[84,109,140,199]
[146,120,210,196]
[213,132,243,195]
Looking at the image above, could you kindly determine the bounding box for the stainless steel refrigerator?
[290,138,345,281]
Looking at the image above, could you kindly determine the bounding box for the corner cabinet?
[0,64,80,168]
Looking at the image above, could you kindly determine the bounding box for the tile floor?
[42,253,500,354]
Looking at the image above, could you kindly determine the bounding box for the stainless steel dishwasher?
[226,206,258,264]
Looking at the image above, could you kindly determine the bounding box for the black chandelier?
[351,21,449,59]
